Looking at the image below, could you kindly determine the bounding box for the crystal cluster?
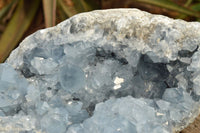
[1,9,200,132]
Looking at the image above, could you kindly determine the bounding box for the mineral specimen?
[1,9,200,132]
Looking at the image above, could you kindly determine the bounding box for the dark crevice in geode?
[86,103,96,116]
[177,49,199,101]
[178,46,198,57]
[136,54,171,99]
[95,47,128,65]
[138,54,170,82]
[20,63,36,78]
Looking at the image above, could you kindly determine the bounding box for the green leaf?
[72,0,100,12]
[72,0,85,12]
[184,0,193,7]
[177,0,193,20]
[0,0,19,20]
[0,0,40,62]
[83,0,101,10]
[191,3,200,11]
[57,2,68,21]
[135,0,200,18]
[42,0,56,27]
[57,0,78,17]
[81,0,100,11]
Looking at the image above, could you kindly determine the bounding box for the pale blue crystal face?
[0,64,28,115]
[59,64,85,93]
[40,108,69,133]
[1,9,200,133]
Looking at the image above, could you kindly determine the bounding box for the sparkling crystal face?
[2,9,200,133]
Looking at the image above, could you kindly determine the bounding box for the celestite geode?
[1,9,200,133]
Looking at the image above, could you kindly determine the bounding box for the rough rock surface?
[1,9,200,132]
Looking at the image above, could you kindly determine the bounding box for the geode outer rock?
[1,9,200,133]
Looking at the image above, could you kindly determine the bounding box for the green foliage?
[57,0,78,17]
[0,0,200,62]
[192,3,200,11]
[0,0,19,20]
[135,0,200,18]
[0,0,40,62]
